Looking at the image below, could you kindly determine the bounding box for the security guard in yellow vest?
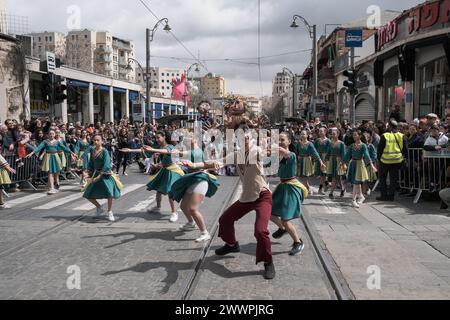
[376,120,407,201]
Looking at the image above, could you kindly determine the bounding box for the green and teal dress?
[57,138,70,169]
[296,141,320,177]
[74,139,91,169]
[83,148,122,199]
[34,139,72,174]
[0,154,11,189]
[325,140,347,178]
[314,138,331,177]
[81,144,93,170]
[367,143,378,182]
[169,147,220,202]
[344,143,372,185]
[146,145,184,195]
[272,152,309,221]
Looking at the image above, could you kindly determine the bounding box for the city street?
[1,166,449,300]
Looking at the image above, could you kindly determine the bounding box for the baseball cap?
[427,113,438,118]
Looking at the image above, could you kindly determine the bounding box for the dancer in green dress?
[325,128,347,198]
[74,130,91,187]
[314,127,331,195]
[55,128,70,190]
[121,131,184,222]
[363,131,378,196]
[270,132,309,256]
[296,130,326,194]
[26,129,77,195]
[169,134,221,242]
[343,130,377,208]
[0,154,16,209]
[83,134,122,222]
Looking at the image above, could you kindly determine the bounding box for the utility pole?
[292,74,296,118]
[146,28,151,124]
[312,24,317,120]
[351,47,355,126]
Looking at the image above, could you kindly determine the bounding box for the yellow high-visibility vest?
[381,132,404,164]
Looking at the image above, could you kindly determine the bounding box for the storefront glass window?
[419,57,449,118]
[384,66,405,121]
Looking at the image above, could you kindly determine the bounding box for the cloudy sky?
[8,0,422,96]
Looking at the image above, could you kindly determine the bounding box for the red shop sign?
[377,0,450,51]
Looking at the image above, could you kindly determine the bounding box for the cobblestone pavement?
[0,168,238,299]
[305,186,450,299]
[2,167,450,300]
[189,182,337,300]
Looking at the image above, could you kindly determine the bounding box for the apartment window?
[172,73,174,76]
[167,86,170,90]
[162,93,165,96]
[76,35,79,40]
[176,74,179,77]
[45,36,48,42]
[161,80,164,83]
[167,73,170,76]
[49,36,52,41]
[84,34,88,39]
[38,37,41,42]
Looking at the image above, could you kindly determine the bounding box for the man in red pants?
[215,124,275,280]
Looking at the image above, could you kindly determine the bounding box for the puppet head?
[197,100,212,116]
[224,95,247,116]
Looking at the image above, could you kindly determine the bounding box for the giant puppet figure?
[224,95,269,129]
[197,100,217,131]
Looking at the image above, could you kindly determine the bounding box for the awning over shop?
[96,85,110,92]
[113,87,127,93]
[129,91,140,101]
[67,79,89,88]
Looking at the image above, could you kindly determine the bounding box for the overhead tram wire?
[149,49,312,64]
[138,0,209,72]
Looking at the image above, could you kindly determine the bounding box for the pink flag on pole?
[171,74,190,105]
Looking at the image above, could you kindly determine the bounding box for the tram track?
[179,181,354,300]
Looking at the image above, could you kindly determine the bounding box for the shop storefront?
[375,0,450,121]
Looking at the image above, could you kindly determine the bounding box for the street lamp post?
[282,67,296,118]
[126,57,146,121]
[184,62,200,119]
[290,15,317,120]
[146,18,171,124]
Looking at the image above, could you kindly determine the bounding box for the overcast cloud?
[8,0,422,96]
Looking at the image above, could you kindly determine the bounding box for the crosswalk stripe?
[7,185,79,207]
[33,193,83,210]
[73,184,145,211]
[126,195,156,212]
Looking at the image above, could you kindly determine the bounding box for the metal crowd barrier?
[1,153,81,198]
[399,148,450,203]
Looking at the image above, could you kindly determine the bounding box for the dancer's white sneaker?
[357,195,366,205]
[169,212,179,223]
[47,189,57,195]
[0,203,11,209]
[179,221,197,231]
[352,200,360,208]
[195,232,211,242]
[107,211,115,222]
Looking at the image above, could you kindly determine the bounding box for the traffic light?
[343,69,358,95]
[41,74,53,104]
[53,75,67,104]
